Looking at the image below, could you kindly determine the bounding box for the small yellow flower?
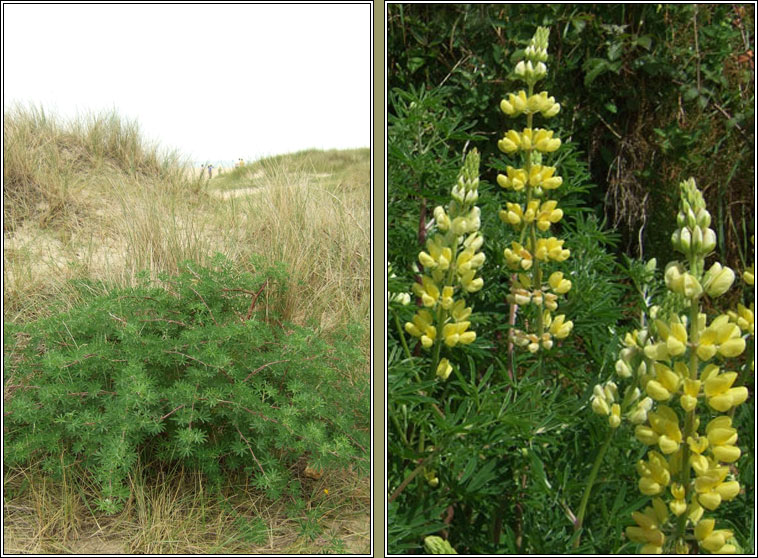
[424,470,439,488]
[450,300,472,322]
[534,237,570,262]
[411,276,441,308]
[442,321,476,347]
[498,129,523,154]
[636,451,671,496]
[591,384,610,416]
[702,262,735,298]
[646,406,682,455]
[702,367,748,412]
[436,358,453,381]
[405,310,436,349]
[743,265,754,286]
[609,403,621,428]
[697,315,745,360]
[548,271,572,295]
[548,314,573,339]
[535,200,563,231]
[669,483,687,516]
[504,242,533,270]
[680,378,701,412]
[532,128,561,152]
[500,90,528,115]
[695,517,736,553]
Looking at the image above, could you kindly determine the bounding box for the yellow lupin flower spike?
[496,26,572,354]
[404,149,484,382]
[604,178,749,554]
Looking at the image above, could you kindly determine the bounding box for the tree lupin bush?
[404,148,484,380]
[497,26,573,353]
[591,178,749,554]
[3,255,369,514]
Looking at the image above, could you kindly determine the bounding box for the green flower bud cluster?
[404,150,484,378]
[497,26,572,353]
[670,178,718,271]
[592,179,748,554]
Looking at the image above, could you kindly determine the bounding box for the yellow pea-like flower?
[405,310,437,349]
[412,276,441,308]
[698,491,722,511]
[504,242,533,270]
[626,525,665,547]
[498,129,523,153]
[440,286,455,310]
[531,128,561,152]
[436,358,453,381]
[451,300,472,322]
[591,394,610,416]
[743,266,754,285]
[686,434,709,454]
[704,370,748,412]
[728,303,754,335]
[703,262,735,298]
[666,322,688,356]
[635,425,659,445]
[548,314,573,339]
[645,380,672,402]
[536,200,564,231]
[500,90,528,115]
[497,166,528,191]
[460,270,484,293]
[680,378,701,411]
[548,271,572,294]
[443,321,476,347]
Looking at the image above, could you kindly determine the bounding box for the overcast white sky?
[3,3,371,165]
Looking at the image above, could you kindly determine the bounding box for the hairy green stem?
[393,309,414,364]
[573,427,615,547]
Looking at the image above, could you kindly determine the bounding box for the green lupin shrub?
[497,26,573,353]
[3,254,368,514]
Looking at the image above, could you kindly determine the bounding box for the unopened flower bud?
[679,228,692,252]
[686,208,697,229]
[691,226,703,252]
[433,206,450,231]
[616,359,632,378]
[696,208,711,228]
[609,404,621,428]
[677,212,686,228]
[701,228,716,254]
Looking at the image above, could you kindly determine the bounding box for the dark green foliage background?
[387,4,754,554]
[388,3,754,270]
[4,255,369,514]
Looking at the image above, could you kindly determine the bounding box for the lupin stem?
[574,428,615,547]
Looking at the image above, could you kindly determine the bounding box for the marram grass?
[3,106,369,336]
